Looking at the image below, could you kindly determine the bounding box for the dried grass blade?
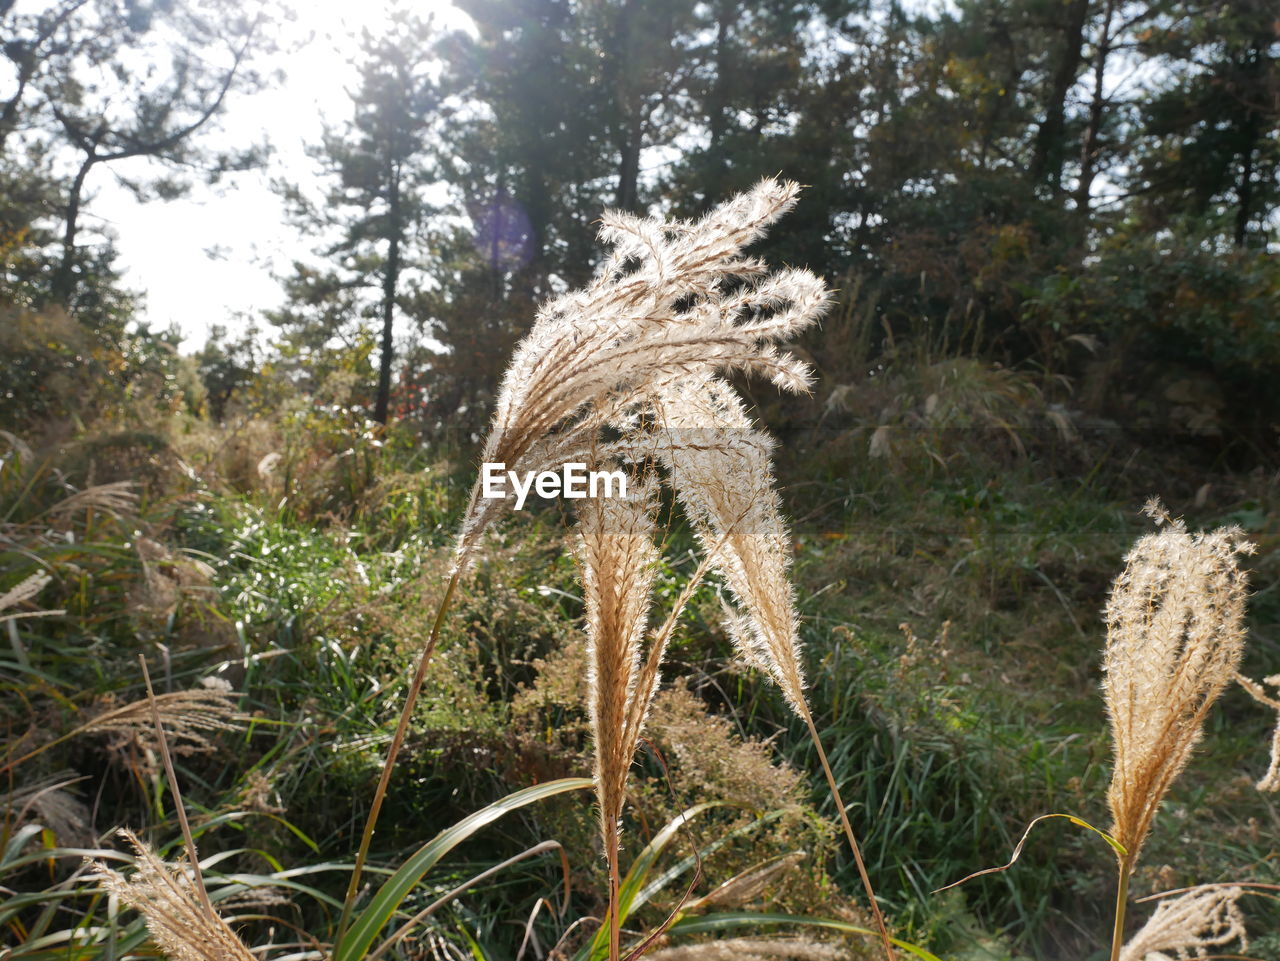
[934,812,1126,894]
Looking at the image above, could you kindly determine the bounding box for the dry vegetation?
[2,181,1279,961]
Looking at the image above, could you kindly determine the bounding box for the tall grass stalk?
[800,705,894,961]
[336,568,459,947]
[1108,854,1133,961]
[1101,501,1251,960]
[138,655,214,918]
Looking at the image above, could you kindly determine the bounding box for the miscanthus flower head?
[1119,885,1248,961]
[89,829,256,961]
[453,177,829,572]
[451,177,830,723]
[1102,500,1253,862]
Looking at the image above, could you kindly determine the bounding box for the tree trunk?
[1234,136,1256,248]
[1075,0,1114,221]
[53,152,96,301]
[1031,0,1090,193]
[1233,50,1262,249]
[616,113,644,211]
[374,165,401,425]
[609,0,643,212]
[706,0,737,156]
[0,66,32,154]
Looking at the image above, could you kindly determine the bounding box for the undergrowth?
[3,189,1279,961]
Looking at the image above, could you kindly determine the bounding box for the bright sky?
[81,0,471,349]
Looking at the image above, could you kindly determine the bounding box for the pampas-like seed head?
[85,687,244,762]
[642,374,808,713]
[454,177,830,571]
[2,772,92,847]
[1102,503,1252,862]
[89,828,256,961]
[449,179,831,959]
[578,478,661,848]
[1118,885,1247,961]
[48,480,139,518]
[0,571,53,613]
[1235,672,1280,792]
[646,938,850,961]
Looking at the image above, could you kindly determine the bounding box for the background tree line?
[3,0,1278,449]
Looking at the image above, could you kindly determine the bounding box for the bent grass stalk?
[800,704,893,961]
[336,569,459,948]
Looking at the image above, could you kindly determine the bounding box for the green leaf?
[455,922,488,961]
[580,802,726,961]
[635,809,783,910]
[332,776,591,961]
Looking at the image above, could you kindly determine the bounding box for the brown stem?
[138,655,214,918]
[801,704,896,961]
[335,570,460,947]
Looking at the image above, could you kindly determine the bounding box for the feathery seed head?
[49,480,139,518]
[1235,672,1280,792]
[1103,505,1252,861]
[454,177,830,570]
[640,374,808,713]
[1119,885,1247,961]
[3,773,91,847]
[578,477,661,845]
[86,688,243,765]
[0,571,53,614]
[89,829,256,961]
[453,179,827,898]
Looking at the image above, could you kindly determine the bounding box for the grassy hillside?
[3,301,1277,961]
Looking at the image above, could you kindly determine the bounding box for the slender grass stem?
[607,824,621,961]
[138,655,215,918]
[1109,855,1133,961]
[335,569,460,948]
[801,704,895,961]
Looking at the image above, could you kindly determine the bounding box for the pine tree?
[272,10,442,423]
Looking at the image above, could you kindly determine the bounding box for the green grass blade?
[635,808,780,909]
[580,801,726,961]
[332,776,591,961]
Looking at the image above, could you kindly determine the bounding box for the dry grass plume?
[1119,885,1247,961]
[1102,500,1252,863]
[89,828,256,961]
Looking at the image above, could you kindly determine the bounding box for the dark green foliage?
[1130,0,1280,248]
